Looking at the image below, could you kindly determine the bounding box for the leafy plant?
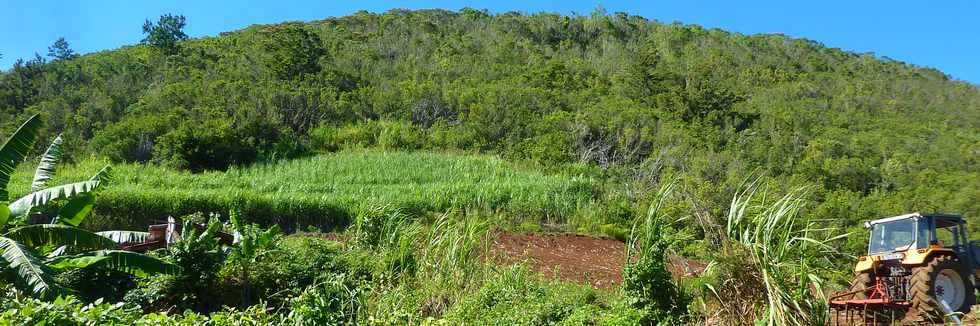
[701,183,846,325]
[227,209,282,307]
[163,217,228,312]
[623,182,689,325]
[286,273,370,325]
[0,115,177,299]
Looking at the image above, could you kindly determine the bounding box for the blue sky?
[2,1,978,84]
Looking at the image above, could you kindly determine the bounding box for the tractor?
[830,213,979,324]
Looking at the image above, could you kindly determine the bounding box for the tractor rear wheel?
[908,255,974,322]
[849,272,873,299]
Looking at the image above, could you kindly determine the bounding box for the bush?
[91,113,176,163]
[444,265,633,324]
[218,235,346,307]
[309,121,427,153]
[126,217,228,312]
[286,273,372,325]
[0,292,144,325]
[0,288,287,325]
[152,119,253,172]
[56,268,137,303]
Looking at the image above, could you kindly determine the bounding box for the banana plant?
[0,115,178,299]
[227,209,281,307]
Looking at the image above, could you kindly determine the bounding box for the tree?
[0,115,178,298]
[141,14,188,54]
[46,37,77,60]
[261,24,323,80]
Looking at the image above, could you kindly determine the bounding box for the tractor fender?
[854,255,876,273]
[902,247,956,266]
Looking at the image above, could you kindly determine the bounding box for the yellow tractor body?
[831,212,978,324]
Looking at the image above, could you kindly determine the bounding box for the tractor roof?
[864,212,964,228]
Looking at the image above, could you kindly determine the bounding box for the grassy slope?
[9,150,599,231]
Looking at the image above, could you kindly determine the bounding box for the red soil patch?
[490,233,707,290]
[491,233,626,289]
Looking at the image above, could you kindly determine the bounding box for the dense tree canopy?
[0,9,977,245]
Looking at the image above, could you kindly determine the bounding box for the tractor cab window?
[916,218,930,249]
[935,220,964,248]
[869,218,917,254]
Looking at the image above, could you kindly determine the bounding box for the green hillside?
[1,8,979,324]
[3,9,977,239]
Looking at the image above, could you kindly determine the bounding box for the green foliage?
[47,37,77,61]
[31,133,62,192]
[0,236,61,298]
[2,10,974,243]
[0,288,288,325]
[217,234,348,309]
[0,114,42,209]
[261,24,324,80]
[0,292,143,325]
[0,10,980,242]
[226,209,282,306]
[164,218,227,311]
[286,273,371,325]
[444,265,637,325]
[0,8,978,324]
[623,183,689,324]
[700,184,844,325]
[5,224,116,255]
[9,151,596,231]
[142,14,188,54]
[48,250,180,278]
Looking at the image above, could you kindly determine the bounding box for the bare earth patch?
[490,233,627,289]
[490,232,708,290]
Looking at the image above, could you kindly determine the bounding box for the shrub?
[55,268,137,303]
[218,234,344,308]
[126,217,227,312]
[443,265,625,324]
[349,205,421,278]
[286,273,372,325]
[152,119,252,172]
[309,121,427,153]
[0,291,143,325]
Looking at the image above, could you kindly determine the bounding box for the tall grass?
[8,150,598,231]
[624,182,689,324]
[701,184,846,325]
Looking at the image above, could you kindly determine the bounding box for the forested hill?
[1,9,977,238]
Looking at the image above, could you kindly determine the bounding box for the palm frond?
[54,165,112,226]
[89,165,112,182]
[5,224,117,255]
[0,114,42,203]
[47,250,179,277]
[31,134,63,192]
[7,180,102,219]
[0,204,8,232]
[96,230,150,244]
[0,236,60,298]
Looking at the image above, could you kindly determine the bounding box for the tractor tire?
[849,272,874,299]
[908,255,974,322]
